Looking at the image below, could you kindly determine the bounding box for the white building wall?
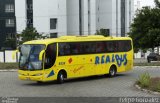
[118,0,122,36]
[111,0,117,36]
[5,51,17,62]
[125,0,134,36]
[89,0,96,35]
[81,0,89,35]
[125,0,130,35]
[96,0,112,32]
[0,52,4,62]
[33,0,60,36]
[67,0,79,35]
[57,0,67,36]
[15,0,134,37]
[15,0,26,33]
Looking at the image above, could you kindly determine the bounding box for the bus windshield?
[19,44,45,70]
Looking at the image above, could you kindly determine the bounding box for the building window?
[50,33,58,38]
[27,4,33,10]
[6,19,14,27]
[50,18,57,29]
[6,33,15,39]
[27,19,33,25]
[5,4,14,13]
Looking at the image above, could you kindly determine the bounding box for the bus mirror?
[39,50,45,61]
[12,50,19,60]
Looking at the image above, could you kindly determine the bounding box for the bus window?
[106,41,117,52]
[117,40,132,52]
[45,43,57,69]
[96,42,105,53]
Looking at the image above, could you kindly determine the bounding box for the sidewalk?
[134,58,147,63]
[0,69,17,72]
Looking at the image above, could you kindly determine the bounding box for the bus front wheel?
[108,66,117,77]
[57,72,65,84]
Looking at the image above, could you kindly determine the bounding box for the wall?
[0,50,19,63]
[33,0,53,34]
[0,0,16,49]
[15,0,134,37]
[15,0,26,33]
[0,52,4,62]
[57,0,67,36]
[96,0,112,34]
[67,0,80,35]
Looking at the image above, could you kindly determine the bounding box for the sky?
[140,0,155,7]
[134,0,155,10]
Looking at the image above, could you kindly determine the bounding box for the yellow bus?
[16,35,133,83]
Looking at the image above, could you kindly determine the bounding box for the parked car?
[147,53,160,63]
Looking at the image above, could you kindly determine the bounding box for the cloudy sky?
[140,0,155,7]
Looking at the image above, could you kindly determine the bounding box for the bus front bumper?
[18,74,44,81]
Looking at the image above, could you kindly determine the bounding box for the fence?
[0,50,19,63]
[134,51,150,59]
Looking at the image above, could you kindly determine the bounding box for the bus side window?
[63,44,70,55]
[45,43,57,69]
[96,42,105,53]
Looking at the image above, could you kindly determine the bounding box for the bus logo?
[95,54,127,67]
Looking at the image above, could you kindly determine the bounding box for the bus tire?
[108,65,117,77]
[57,71,65,84]
[37,81,43,84]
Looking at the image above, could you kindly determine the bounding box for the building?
[15,0,134,37]
[0,0,16,49]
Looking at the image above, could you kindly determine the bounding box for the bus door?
[43,43,57,81]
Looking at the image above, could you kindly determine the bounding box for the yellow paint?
[18,35,134,82]
[12,50,19,60]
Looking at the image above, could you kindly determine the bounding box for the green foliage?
[129,4,160,50]
[138,72,151,88]
[154,0,160,8]
[157,82,160,92]
[3,38,16,49]
[147,29,160,48]
[0,63,18,69]
[95,29,109,37]
[137,73,160,92]
[134,62,160,66]
[19,27,41,44]
[134,48,139,53]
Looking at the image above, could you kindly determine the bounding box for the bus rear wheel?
[57,72,65,84]
[37,81,43,84]
[108,66,117,77]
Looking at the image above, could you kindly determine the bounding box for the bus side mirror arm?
[39,50,45,61]
[12,50,19,60]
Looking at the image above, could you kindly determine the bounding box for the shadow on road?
[21,73,129,86]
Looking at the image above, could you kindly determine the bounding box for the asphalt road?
[0,67,160,97]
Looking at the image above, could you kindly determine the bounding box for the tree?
[18,27,41,44]
[3,38,16,49]
[95,28,110,37]
[128,3,160,52]
[154,0,160,8]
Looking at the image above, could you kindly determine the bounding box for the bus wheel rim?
[110,69,115,76]
[60,74,64,81]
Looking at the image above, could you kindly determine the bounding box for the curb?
[135,84,160,95]
[134,66,160,68]
[0,69,17,72]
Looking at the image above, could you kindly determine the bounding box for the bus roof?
[23,35,132,45]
